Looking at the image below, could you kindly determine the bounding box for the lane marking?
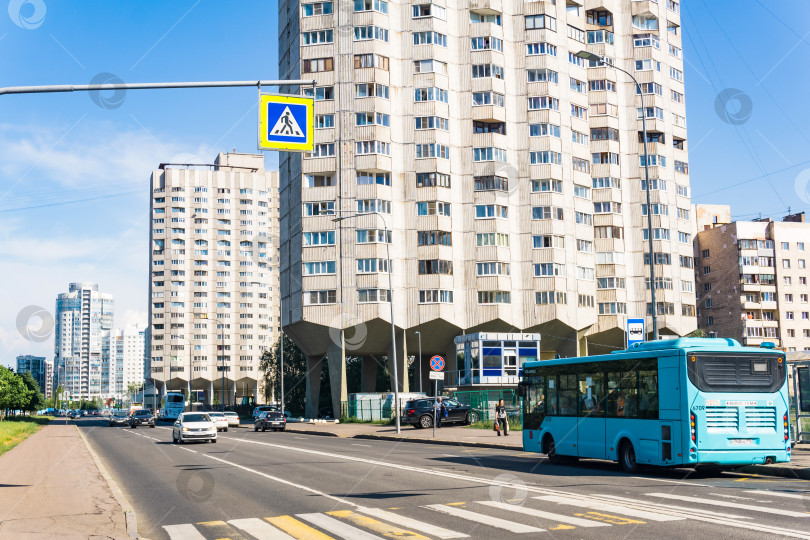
[296,513,385,540]
[576,512,644,525]
[627,476,699,486]
[265,515,335,540]
[356,506,469,539]
[648,492,810,518]
[534,495,683,522]
[743,490,809,499]
[351,443,372,447]
[229,517,295,539]
[327,510,427,539]
[163,523,206,540]
[424,504,545,533]
[477,500,609,527]
[709,493,756,500]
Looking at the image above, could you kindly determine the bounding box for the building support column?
[208,380,214,407]
[305,356,323,419]
[231,380,236,407]
[577,328,589,358]
[326,341,347,419]
[254,379,260,405]
[360,356,378,393]
[386,329,409,395]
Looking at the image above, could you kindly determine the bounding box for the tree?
[19,371,45,414]
[686,329,708,338]
[127,382,143,397]
[0,366,31,419]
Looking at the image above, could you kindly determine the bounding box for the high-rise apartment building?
[695,210,810,352]
[148,153,280,407]
[16,355,47,397]
[54,282,114,400]
[103,325,147,398]
[278,0,696,415]
[44,359,53,399]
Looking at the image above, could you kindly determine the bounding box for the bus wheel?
[619,440,640,473]
[543,435,561,464]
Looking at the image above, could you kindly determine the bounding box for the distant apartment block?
[695,209,810,352]
[148,153,280,407]
[54,282,114,400]
[103,325,147,397]
[16,355,47,396]
[278,0,696,415]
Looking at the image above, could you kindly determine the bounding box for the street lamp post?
[576,51,660,341]
[415,331,422,393]
[333,211,401,433]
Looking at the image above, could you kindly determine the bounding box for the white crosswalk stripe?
[648,492,810,518]
[534,495,684,522]
[743,489,809,499]
[296,512,385,540]
[163,523,206,540]
[424,504,545,533]
[228,517,296,539]
[476,500,610,527]
[355,506,469,539]
[594,494,752,520]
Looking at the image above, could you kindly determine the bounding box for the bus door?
[577,372,606,459]
[554,375,579,455]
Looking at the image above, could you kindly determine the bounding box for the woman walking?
[494,399,509,436]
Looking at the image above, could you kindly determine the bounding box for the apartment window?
[472,64,505,79]
[356,112,390,127]
[474,176,508,191]
[785,294,794,303]
[787,329,796,338]
[416,201,451,216]
[470,11,501,25]
[418,259,453,275]
[473,147,507,162]
[637,82,663,96]
[356,83,390,99]
[595,226,623,238]
[587,30,614,44]
[632,14,658,30]
[529,124,560,139]
[786,312,795,320]
[471,36,502,51]
[599,302,627,315]
[672,90,684,103]
[415,87,448,102]
[527,68,558,83]
[416,172,451,188]
[800,259,806,269]
[302,2,333,16]
[783,259,791,269]
[597,277,626,289]
[303,201,335,216]
[577,266,595,280]
[472,91,505,106]
[533,235,564,249]
[528,96,559,110]
[534,263,566,277]
[302,29,333,45]
[571,130,588,145]
[537,291,568,305]
[594,202,621,213]
[303,57,334,73]
[355,54,389,70]
[706,316,714,326]
[355,25,389,42]
[530,151,562,165]
[587,9,612,25]
[532,206,564,220]
[567,25,585,43]
[570,77,587,93]
[303,86,335,100]
[473,121,505,134]
[315,114,335,129]
[358,199,392,214]
[525,14,556,31]
[303,261,336,275]
[674,160,688,174]
[572,157,590,172]
[477,262,510,276]
[478,291,511,304]
[475,204,508,219]
[415,143,449,159]
[419,289,454,303]
[476,233,509,247]
[417,231,452,246]
[571,104,588,119]
[638,106,665,120]
[526,42,557,56]
[644,253,671,265]
[568,52,587,67]
[357,171,391,186]
[634,33,660,48]
[592,152,619,165]
[589,80,616,92]
[358,289,390,303]
[303,231,335,246]
[303,290,336,305]
[643,228,670,240]
[357,229,392,244]
[414,31,447,46]
[593,176,620,189]
[703,266,711,275]
[354,0,388,13]
[414,59,446,74]
[416,116,449,130]
[412,2,446,19]
[355,140,390,155]
[799,242,805,251]
[574,185,590,199]
[532,179,562,193]
[307,143,335,158]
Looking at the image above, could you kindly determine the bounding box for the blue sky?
[1,0,809,366]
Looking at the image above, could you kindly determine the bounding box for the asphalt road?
[76,417,810,540]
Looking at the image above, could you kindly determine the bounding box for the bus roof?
[524,337,782,369]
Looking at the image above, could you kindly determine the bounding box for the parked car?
[402,398,479,429]
[109,411,130,426]
[252,405,278,419]
[173,412,217,444]
[207,411,230,432]
[129,409,155,428]
[254,411,286,432]
[223,411,241,428]
[317,407,333,419]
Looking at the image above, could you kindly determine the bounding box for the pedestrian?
[435,397,445,428]
[494,399,509,436]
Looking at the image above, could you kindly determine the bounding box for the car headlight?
[182,427,189,431]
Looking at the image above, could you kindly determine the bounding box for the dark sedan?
[254,411,286,432]
[402,398,479,429]
[129,409,155,428]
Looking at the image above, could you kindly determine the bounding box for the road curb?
[737,464,810,480]
[353,433,520,451]
[76,425,139,539]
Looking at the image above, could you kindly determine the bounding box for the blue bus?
[519,338,790,472]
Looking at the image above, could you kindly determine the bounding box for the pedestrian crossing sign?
[258,94,314,151]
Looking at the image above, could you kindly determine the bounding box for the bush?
[468,419,522,431]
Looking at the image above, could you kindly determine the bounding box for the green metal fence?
[450,389,522,424]
[340,399,393,422]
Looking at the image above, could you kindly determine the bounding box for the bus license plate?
[729,439,754,446]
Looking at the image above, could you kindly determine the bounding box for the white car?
[207,411,230,432]
[223,411,241,428]
[172,412,217,444]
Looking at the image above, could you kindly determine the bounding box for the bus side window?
[608,371,638,418]
[559,374,578,416]
[639,370,659,419]
[547,376,558,415]
[579,372,605,416]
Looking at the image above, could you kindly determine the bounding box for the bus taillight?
[784,413,789,441]
[690,412,697,443]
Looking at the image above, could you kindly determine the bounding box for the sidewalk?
[283,421,810,478]
[0,422,134,539]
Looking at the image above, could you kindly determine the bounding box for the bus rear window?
[687,354,785,393]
